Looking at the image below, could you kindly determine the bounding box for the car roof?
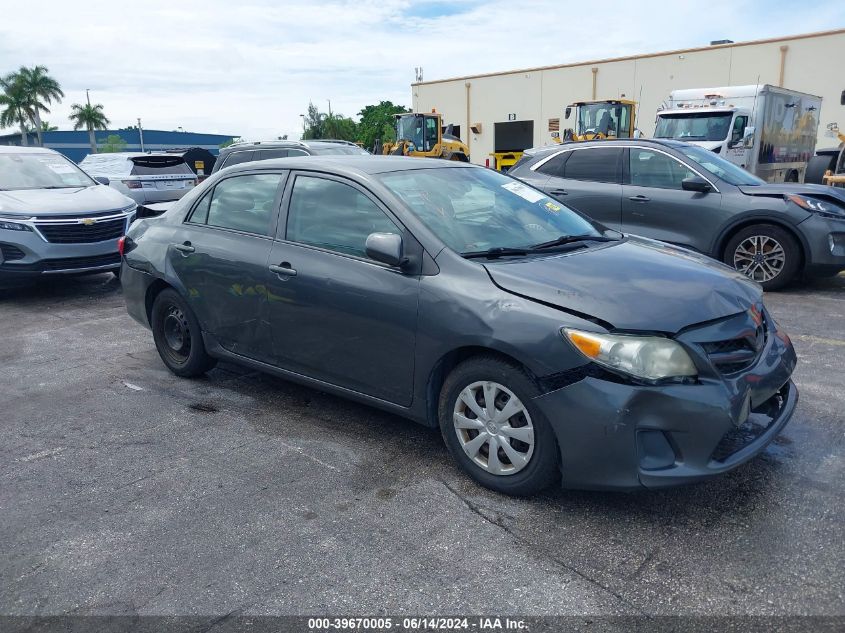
[223,155,475,176]
[527,138,688,156]
[221,139,360,151]
[0,145,60,155]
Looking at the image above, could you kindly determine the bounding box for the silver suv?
[79,152,198,205]
[0,146,136,288]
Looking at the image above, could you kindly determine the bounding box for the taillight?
[122,180,142,189]
[117,236,126,256]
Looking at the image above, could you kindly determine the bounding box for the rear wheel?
[724,224,801,291]
[151,288,217,377]
[439,356,559,496]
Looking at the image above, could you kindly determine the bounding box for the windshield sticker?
[501,181,546,203]
[46,163,76,174]
[543,201,562,214]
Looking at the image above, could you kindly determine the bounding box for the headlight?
[785,194,845,219]
[0,219,32,232]
[563,328,698,381]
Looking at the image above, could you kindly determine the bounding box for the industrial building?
[412,29,845,165]
[0,129,237,163]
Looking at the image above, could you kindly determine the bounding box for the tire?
[150,288,217,377]
[805,154,836,185]
[438,356,559,496]
[723,224,801,291]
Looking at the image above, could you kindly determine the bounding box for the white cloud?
[1,0,843,140]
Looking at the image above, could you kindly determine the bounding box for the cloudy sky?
[1,0,843,140]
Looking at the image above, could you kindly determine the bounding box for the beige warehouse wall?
[414,30,845,164]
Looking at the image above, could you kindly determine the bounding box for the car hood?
[0,185,134,216]
[484,237,761,333]
[738,183,845,203]
[685,140,724,152]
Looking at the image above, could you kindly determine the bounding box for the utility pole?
[327,99,333,138]
[86,89,91,106]
[299,114,305,139]
[137,117,145,152]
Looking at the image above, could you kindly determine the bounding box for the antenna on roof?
[415,67,424,82]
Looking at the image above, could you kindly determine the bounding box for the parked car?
[121,157,797,495]
[0,146,136,288]
[211,139,369,174]
[510,139,845,290]
[79,152,198,205]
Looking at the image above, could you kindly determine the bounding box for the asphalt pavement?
[1,273,843,618]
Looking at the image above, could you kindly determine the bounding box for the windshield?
[396,115,424,146]
[0,153,96,190]
[577,103,631,138]
[377,167,603,254]
[678,145,764,186]
[655,112,733,141]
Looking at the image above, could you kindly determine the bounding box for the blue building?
[0,129,238,163]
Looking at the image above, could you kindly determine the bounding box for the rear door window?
[221,150,254,168]
[187,173,284,235]
[254,149,291,160]
[535,152,568,177]
[563,147,621,183]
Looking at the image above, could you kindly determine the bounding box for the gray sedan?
[120,156,797,495]
[510,139,845,290]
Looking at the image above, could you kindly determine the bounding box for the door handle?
[269,263,297,277]
[549,188,568,196]
[628,195,650,202]
[174,242,195,254]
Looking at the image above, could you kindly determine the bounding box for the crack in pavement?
[441,480,647,615]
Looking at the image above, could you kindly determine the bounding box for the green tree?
[29,120,58,132]
[357,101,410,152]
[302,101,325,140]
[98,133,127,153]
[219,137,240,149]
[0,74,34,146]
[69,102,110,154]
[16,65,64,147]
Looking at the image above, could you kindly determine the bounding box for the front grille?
[36,218,125,244]
[701,313,768,375]
[43,253,120,271]
[0,243,26,261]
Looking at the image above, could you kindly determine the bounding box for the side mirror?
[365,232,405,267]
[95,176,110,185]
[682,176,711,193]
[742,126,755,149]
[564,106,572,120]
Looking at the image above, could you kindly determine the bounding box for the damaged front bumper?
[533,308,798,490]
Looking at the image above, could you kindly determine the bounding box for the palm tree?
[69,102,110,154]
[0,75,33,146]
[16,66,64,146]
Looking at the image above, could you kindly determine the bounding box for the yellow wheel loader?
[382,112,470,162]
[554,99,638,143]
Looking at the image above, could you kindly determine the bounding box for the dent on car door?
[264,172,421,406]
[621,147,721,252]
[168,171,286,361]
[540,147,623,230]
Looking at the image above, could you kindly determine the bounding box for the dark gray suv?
[510,139,845,290]
[120,156,797,495]
[212,139,369,174]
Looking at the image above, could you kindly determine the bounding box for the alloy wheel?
[733,235,785,283]
[452,381,535,476]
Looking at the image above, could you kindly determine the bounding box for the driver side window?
[731,116,748,144]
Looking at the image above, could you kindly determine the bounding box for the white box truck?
[654,84,822,183]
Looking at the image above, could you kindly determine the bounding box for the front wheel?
[151,288,217,377]
[724,224,801,291]
[439,356,559,496]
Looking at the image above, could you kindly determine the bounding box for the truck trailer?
[654,84,822,183]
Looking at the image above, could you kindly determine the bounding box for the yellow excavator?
[382,111,470,161]
[554,99,638,142]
